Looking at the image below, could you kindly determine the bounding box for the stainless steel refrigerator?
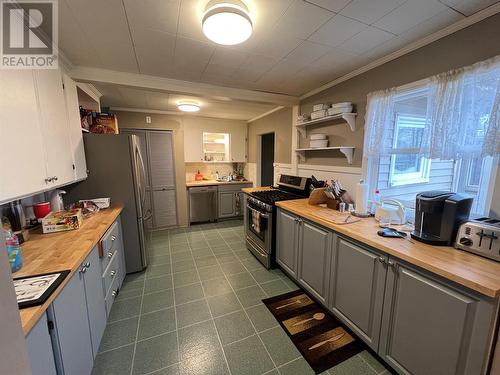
[66,133,152,273]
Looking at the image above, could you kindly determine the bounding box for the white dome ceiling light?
[177,102,200,112]
[202,1,253,45]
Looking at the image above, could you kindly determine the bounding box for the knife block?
[308,188,327,205]
[326,198,340,210]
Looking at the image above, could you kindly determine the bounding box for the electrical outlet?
[146,116,151,124]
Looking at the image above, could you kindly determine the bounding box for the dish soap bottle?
[195,170,203,181]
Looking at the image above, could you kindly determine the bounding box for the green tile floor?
[92,220,389,375]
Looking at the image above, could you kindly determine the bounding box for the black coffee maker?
[411,191,473,246]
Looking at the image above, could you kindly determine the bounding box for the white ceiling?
[60,0,499,98]
[95,83,277,121]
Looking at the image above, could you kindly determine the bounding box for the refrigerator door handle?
[135,145,147,211]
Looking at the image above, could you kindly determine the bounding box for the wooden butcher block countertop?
[242,186,274,193]
[186,180,253,187]
[15,204,124,335]
[276,199,500,298]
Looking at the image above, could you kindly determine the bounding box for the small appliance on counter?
[411,191,473,246]
[50,189,66,212]
[374,198,405,225]
[455,217,500,262]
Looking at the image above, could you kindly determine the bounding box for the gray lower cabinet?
[276,209,299,278]
[297,220,332,305]
[83,247,107,358]
[219,191,236,218]
[276,209,498,375]
[26,312,57,375]
[329,237,387,351]
[49,263,94,375]
[379,261,497,375]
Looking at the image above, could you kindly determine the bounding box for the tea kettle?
[375,198,405,225]
[50,189,66,212]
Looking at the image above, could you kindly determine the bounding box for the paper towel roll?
[355,179,369,214]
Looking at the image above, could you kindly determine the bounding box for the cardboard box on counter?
[41,209,83,234]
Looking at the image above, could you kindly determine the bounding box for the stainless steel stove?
[245,175,311,269]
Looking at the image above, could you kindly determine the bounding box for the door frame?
[256,132,276,187]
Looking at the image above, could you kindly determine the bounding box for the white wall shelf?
[295,146,355,164]
[296,112,357,136]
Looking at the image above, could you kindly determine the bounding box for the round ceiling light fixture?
[177,102,200,112]
[202,1,253,45]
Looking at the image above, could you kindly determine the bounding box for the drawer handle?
[111,289,117,297]
[111,235,116,241]
[85,262,90,268]
[110,270,117,277]
[378,257,386,264]
[108,251,113,258]
[79,266,87,274]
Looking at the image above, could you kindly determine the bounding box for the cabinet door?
[35,70,74,185]
[229,125,246,162]
[329,237,386,351]
[62,73,87,181]
[50,268,94,375]
[153,189,177,227]
[219,191,236,218]
[184,126,204,162]
[0,70,47,203]
[276,209,298,278]
[380,262,497,375]
[82,247,107,358]
[297,220,331,305]
[26,312,57,375]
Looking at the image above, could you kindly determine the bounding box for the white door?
[230,125,247,162]
[35,70,74,186]
[0,70,47,203]
[62,73,87,181]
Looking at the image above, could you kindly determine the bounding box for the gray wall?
[248,107,293,164]
[300,12,500,168]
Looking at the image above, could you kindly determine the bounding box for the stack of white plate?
[327,102,353,116]
[310,134,328,148]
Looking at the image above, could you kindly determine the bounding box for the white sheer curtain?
[364,55,500,160]
[423,55,500,159]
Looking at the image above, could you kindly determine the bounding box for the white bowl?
[310,139,328,148]
[310,134,327,140]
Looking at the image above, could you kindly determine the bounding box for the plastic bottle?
[372,189,381,214]
[2,217,23,272]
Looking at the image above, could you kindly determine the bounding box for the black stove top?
[250,189,303,205]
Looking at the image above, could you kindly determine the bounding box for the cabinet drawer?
[103,250,120,297]
[105,275,120,317]
[102,221,119,256]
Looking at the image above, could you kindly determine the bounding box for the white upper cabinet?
[0,68,88,204]
[0,70,47,201]
[34,70,74,186]
[183,119,247,163]
[229,125,247,162]
[62,73,87,181]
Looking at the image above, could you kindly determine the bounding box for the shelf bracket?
[296,126,306,138]
[339,147,353,164]
[296,150,306,162]
[341,113,356,132]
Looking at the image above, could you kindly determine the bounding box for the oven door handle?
[247,204,270,219]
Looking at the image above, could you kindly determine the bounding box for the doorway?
[260,132,275,186]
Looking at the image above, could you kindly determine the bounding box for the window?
[389,114,431,186]
[365,78,498,216]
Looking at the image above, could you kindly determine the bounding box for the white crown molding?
[248,106,284,123]
[301,2,500,100]
[69,66,299,106]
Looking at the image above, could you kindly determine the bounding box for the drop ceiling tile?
[123,0,180,35]
[284,40,331,65]
[234,54,279,82]
[271,0,334,40]
[305,0,352,12]
[177,0,215,44]
[253,34,304,59]
[173,36,215,76]
[398,7,464,42]
[439,0,498,16]
[340,0,405,24]
[311,48,359,69]
[374,0,449,35]
[340,26,395,54]
[132,28,176,76]
[117,87,149,108]
[92,40,139,72]
[308,14,367,47]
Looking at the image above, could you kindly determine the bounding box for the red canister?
[33,202,51,219]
